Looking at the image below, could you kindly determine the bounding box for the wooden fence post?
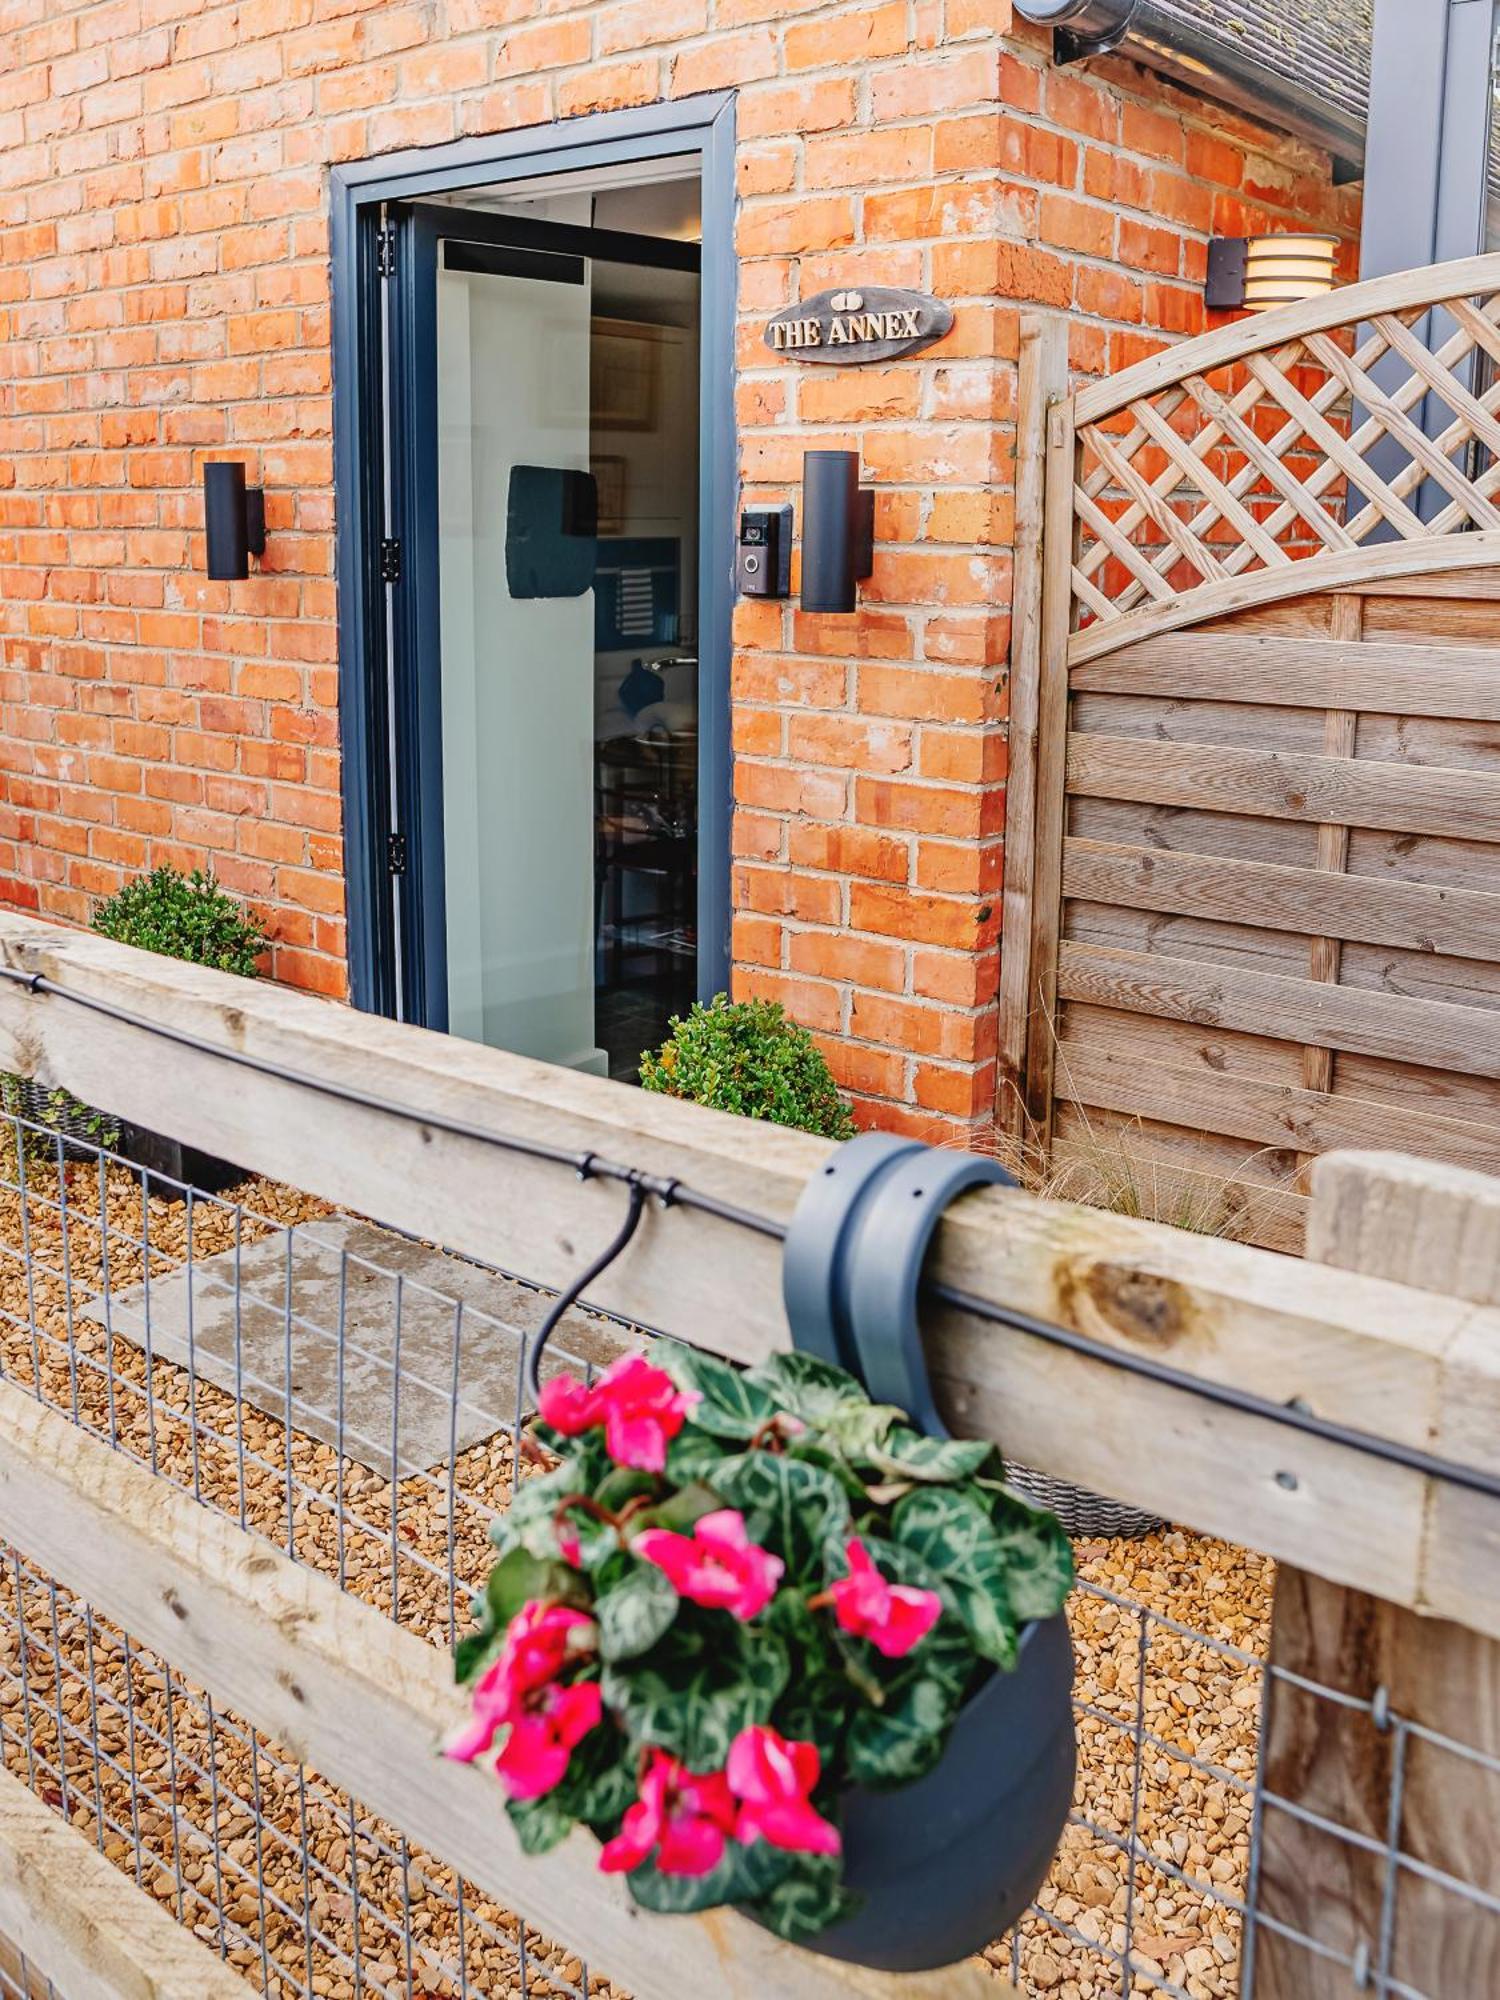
[998,312,1070,1148]
[1253,1151,1500,1998]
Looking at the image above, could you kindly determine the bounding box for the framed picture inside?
[591,454,628,536]
[591,318,661,432]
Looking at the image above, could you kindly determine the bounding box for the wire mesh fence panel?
[0,1106,1496,1999]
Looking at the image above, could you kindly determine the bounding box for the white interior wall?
[435,255,607,1073]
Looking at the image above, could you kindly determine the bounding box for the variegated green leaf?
[753,1855,857,1943]
[506,1794,572,1856]
[713,1451,851,1582]
[627,1837,792,1915]
[660,1344,780,1439]
[983,1483,1075,1623]
[746,1349,870,1424]
[845,1674,955,1788]
[862,1427,996,1484]
[602,1623,788,1771]
[593,1562,679,1662]
[891,1487,1018,1667]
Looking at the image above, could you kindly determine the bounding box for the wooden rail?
[0,1375,999,2000]
[0,1762,256,1999]
[2,912,1498,1639]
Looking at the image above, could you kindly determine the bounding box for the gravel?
[0,1146,1272,1999]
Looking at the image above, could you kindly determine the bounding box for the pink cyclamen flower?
[537,1355,699,1473]
[444,1600,594,1766]
[829,1538,942,1659]
[633,1509,784,1621]
[598,1750,738,1877]
[536,1371,600,1437]
[493,1679,603,1800]
[502,1600,595,1695]
[727,1725,841,1858]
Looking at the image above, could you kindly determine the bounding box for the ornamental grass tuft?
[640,994,857,1140]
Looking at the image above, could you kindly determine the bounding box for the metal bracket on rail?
[781,1132,1016,1436]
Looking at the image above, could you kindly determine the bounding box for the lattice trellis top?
[1064,252,1500,663]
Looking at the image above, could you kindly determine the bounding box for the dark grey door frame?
[1360,1,1498,519]
[1363,0,1497,280]
[329,94,737,1025]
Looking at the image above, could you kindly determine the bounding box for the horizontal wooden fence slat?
[1067,733,1500,843]
[1071,632,1500,721]
[1055,1038,1500,1180]
[1066,535,1500,665]
[4,915,1500,1628]
[0,1379,1002,2000]
[1062,838,1500,964]
[1058,939,1500,1080]
[0,1762,256,2000]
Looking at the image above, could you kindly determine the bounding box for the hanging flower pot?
[448,1342,1075,1970]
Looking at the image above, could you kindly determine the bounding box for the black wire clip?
[781,1132,1016,1436]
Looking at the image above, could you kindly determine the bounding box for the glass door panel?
[395,197,701,1081]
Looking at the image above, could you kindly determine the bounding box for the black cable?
[928,1280,1500,1508]
[524,1179,648,1408]
[7,955,1500,1508]
[0,963,785,1239]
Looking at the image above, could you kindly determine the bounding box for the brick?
[670,32,776,96]
[786,713,914,774]
[870,49,997,120]
[791,929,907,995]
[558,61,660,115]
[733,968,842,1035]
[819,1036,907,1100]
[804,127,933,189]
[599,0,708,56]
[784,5,909,71]
[736,196,856,259]
[738,77,856,140]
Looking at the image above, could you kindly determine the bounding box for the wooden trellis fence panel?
[1002,257,1500,1253]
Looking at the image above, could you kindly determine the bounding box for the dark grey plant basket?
[796,1611,1076,1972]
[773,1133,1080,1969]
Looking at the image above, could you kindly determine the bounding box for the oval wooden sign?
[763,286,954,366]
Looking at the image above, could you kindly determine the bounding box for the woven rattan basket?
[1008,1464,1164,1540]
[2,1076,116,1161]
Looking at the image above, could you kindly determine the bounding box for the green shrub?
[640,994,857,1140]
[92,866,267,976]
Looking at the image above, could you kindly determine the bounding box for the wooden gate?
[1001,256,1500,1252]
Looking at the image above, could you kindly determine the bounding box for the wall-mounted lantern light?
[1206,234,1340,313]
[800,451,874,615]
[203,461,267,581]
[1012,0,1141,60]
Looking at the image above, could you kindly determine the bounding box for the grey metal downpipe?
[1013,0,1369,173]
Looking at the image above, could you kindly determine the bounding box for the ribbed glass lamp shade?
[1243,234,1339,311]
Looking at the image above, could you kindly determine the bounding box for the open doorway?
[332,106,734,1083]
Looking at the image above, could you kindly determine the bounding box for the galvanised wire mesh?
[0,1939,60,2000]
[0,1108,1494,2000]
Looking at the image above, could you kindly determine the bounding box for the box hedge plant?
[91,865,267,976]
[641,995,856,1141]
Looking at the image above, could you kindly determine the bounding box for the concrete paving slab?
[81,1213,636,1480]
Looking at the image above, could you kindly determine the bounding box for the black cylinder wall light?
[203,461,267,581]
[800,450,875,615]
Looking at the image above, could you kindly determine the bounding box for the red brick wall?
[0,1,1357,1128]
